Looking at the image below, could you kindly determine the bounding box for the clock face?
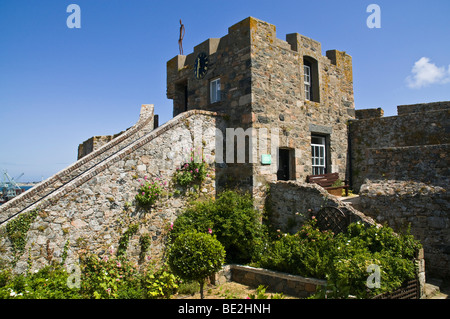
[194,52,208,79]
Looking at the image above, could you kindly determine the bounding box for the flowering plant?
[174,149,207,187]
[135,176,167,208]
[80,249,140,299]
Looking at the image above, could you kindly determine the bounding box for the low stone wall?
[359,179,450,281]
[397,101,450,116]
[216,265,326,298]
[267,181,376,234]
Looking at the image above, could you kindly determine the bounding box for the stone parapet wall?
[0,104,155,224]
[350,105,450,191]
[364,144,450,188]
[397,101,450,116]
[355,108,384,119]
[78,133,123,160]
[359,179,450,281]
[0,110,226,273]
[266,181,376,234]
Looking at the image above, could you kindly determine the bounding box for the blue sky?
[1,0,449,182]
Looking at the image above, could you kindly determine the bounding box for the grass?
[174,281,297,299]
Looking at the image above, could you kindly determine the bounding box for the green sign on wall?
[261,154,272,165]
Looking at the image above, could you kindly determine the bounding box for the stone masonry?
[266,181,377,234]
[0,106,226,273]
[359,180,449,280]
[167,17,355,210]
[349,101,450,191]
[348,102,450,281]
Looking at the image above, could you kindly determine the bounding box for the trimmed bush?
[167,230,225,299]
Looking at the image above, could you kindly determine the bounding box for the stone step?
[425,278,450,299]
[340,195,362,211]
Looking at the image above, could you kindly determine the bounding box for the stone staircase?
[0,105,155,226]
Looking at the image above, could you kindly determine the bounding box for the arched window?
[303,56,320,103]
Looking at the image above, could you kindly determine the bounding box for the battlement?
[167,16,354,119]
[168,17,350,75]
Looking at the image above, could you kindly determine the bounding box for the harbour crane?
[0,170,24,203]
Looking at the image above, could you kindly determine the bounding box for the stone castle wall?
[349,102,450,281]
[349,102,450,191]
[359,180,449,281]
[78,134,122,160]
[0,108,226,273]
[0,104,155,224]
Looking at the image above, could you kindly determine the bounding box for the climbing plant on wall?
[5,209,38,262]
[134,177,167,209]
[173,149,208,188]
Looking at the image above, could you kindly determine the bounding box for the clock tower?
[166,17,355,204]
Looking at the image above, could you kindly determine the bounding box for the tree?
[167,231,225,299]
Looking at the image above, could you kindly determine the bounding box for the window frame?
[210,78,221,104]
[303,56,320,103]
[304,64,311,101]
[311,135,326,175]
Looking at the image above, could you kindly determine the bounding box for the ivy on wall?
[5,209,38,264]
[117,223,139,257]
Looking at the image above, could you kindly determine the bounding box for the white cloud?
[406,57,450,89]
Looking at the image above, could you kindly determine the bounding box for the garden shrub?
[169,190,266,263]
[80,253,143,299]
[80,251,180,299]
[0,265,81,299]
[257,218,422,299]
[258,217,335,278]
[142,263,180,299]
[167,230,225,299]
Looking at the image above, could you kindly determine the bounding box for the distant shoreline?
[16,182,40,186]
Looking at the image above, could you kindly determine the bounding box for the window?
[303,57,320,103]
[210,78,221,103]
[304,64,311,101]
[311,135,326,175]
[174,81,188,116]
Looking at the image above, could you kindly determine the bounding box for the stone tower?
[167,17,355,207]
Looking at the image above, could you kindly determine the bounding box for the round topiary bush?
[167,230,225,299]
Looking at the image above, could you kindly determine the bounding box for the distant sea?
[0,185,35,205]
